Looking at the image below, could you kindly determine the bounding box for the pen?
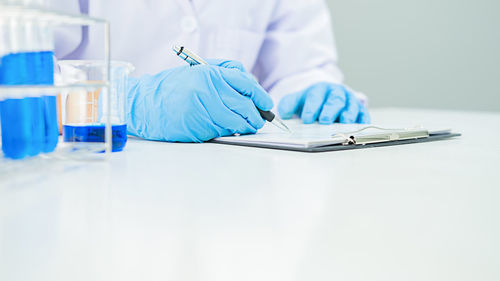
[173,45,291,133]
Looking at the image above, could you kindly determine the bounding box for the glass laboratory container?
[0,13,58,159]
[57,60,134,152]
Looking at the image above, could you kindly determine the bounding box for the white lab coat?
[54,0,348,106]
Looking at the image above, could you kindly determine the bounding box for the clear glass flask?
[57,60,134,153]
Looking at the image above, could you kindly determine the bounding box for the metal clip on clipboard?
[332,126,430,146]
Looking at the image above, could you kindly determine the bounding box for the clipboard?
[211,122,461,153]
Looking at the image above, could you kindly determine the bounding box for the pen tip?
[172,45,183,53]
[274,118,292,133]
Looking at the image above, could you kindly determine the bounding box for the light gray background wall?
[326,0,499,111]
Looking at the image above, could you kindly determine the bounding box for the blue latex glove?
[278,82,371,124]
[126,60,274,142]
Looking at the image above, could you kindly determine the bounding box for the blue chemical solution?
[0,52,33,159]
[0,99,32,159]
[37,51,58,153]
[63,124,128,152]
[0,51,57,159]
[27,96,45,156]
[42,95,58,153]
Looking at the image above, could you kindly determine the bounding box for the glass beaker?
[57,60,134,153]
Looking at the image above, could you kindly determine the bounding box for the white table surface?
[1,108,499,281]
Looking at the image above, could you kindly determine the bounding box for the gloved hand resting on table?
[126,60,274,142]
[278,82,370,124]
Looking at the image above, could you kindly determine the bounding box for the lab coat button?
[181,17,198,33]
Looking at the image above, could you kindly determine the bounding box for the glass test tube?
[0,0,58,159]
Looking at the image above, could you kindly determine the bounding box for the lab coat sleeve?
[50,0,82,59]
[252,0,367,107]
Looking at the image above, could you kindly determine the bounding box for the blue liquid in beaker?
[63,124,128,152]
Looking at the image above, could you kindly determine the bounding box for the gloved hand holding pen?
[126,60,274,142]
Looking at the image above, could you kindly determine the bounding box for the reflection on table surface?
[1,108,499,281]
